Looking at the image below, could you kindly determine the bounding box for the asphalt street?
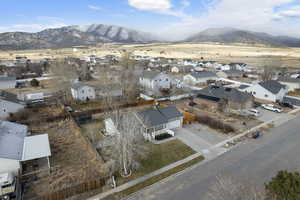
[127,116,300,200]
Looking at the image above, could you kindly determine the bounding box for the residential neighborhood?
[1,45,300,200]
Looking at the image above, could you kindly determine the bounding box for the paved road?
[127,116,300,200]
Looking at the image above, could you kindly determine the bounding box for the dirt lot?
[22,110,106,199]
[1,42,300,68]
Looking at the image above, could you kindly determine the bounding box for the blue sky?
[0,0,300,39]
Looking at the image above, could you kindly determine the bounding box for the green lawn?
[104,156,204,200]
[117,139,197,185]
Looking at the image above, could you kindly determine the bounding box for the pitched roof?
[224,69,243,75]
[277,77,300,83]
[137,106,183,128]
[0,121,28,160]
[190,71,217,79]
[141,71,161,80]
[197,86,252,103]
[259,80,286,94]
[0,76,16,82]
[71,82,93,90]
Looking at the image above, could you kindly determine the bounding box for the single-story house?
[241,80,288,102]
[196,86,253,112]
[229,63,247,70]
[171,65,193,73]
[0,121,51,175]
[277,77,300,92]
[96,84,123,99]
[183,71,218,85]
[0,76,16,89]
[139,71,171,91]
[224,70,244,78]
[135,106,183,140]
[71,82,96,101]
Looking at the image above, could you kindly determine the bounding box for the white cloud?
[275,5,300,19]
[88,5,102,11]
[156,0,300,40]
[128,0,187,17]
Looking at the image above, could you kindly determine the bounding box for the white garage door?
[167,119,181,130]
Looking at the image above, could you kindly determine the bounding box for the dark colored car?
[279,102,294,109]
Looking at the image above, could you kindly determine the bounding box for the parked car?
[252,131,261,139]
[261,104,282,113]
[279,102,294,109]
[247,109,261,117]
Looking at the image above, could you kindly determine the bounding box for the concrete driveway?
[175,124,228,158]
[256,107,295,125]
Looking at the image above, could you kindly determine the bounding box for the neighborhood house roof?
[0,121,28,160]
[71,82,93,90]
[0,76,16,82]
[197,86,252,103]
[190,71,217,79]
[141,71,161,80]
[22,134,51,161]
[0,121,51,161]
[277,77,300,83]
[259,80,286,94]
[137,106,183,128]
[224,69,243,76]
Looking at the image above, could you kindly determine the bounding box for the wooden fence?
[40,177,109,200]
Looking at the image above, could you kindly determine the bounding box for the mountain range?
[184,28,300,47]
[0,24,157,50]
[1,25,300,50]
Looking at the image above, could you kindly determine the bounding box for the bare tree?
[207,176,266,200]
[103,111,148,177]
[50,61,78,104]
[261,66,276,81]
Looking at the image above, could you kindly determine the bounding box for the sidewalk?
[87,153,202,200]
[88,108,300,200]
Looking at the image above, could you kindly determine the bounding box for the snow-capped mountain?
[0,24,159,50]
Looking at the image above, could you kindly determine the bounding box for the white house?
[241,80,288,102]
[183,71,218,85]
[135,106,183,140]
[139,71,171,91]
[0,76,16,89]
[0,121,51,175]
[71,82,96,101]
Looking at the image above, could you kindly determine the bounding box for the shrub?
[155,133,173,141]
[265,170,300,200]
[196,115,235,134]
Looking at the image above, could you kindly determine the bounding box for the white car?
[248,109,261,117]
[261,104,282,113]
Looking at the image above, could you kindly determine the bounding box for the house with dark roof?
[196,86,253,112]
[135,106,183,140]
[183,71,218,86]
[224,69,244,78]
[241,80,288,102]
[139,71,171,91]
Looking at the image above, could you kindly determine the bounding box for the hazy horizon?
[1,0,300,40]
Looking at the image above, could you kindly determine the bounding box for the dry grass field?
[1,42,300,68]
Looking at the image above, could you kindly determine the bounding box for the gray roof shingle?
[197,86,252,103]
[141,71,161,80]
[137,106,183,128]
[190,71,217,79]
[0,121,28,160]
[259,80,286,94]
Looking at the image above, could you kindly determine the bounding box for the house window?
[265,94,268,97]
[159,79,162,81]
[166,78,168,81]
[82,90,84,94]
[253,92,256,95]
